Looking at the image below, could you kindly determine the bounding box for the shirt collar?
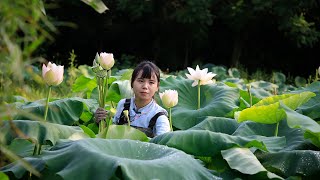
[132,98,154,114]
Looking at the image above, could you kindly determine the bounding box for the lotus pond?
[1,64,320,180]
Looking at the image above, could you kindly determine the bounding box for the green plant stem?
[99,71,111,134]
[169,108,173,131]
[44,86,51,121]
[274,122,279,137]
[197,81,200,110]
[103,71,109,108]
[247,84,252,107]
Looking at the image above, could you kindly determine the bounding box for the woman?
[95,61,170,137]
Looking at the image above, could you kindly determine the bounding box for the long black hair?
[131,61,160,88]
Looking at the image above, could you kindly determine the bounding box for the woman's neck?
[134,98,152,109]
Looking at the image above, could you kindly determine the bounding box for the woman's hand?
[94,107,108,123]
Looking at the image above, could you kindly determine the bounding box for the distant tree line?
[42,0,320,77]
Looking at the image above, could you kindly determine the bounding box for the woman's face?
[132,71,159,102]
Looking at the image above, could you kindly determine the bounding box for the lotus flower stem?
[99,70,112,134]
[197,81,200,109]
[274,122,279,137]
[169,108,173,131]
[103,71,109,108]
[44,86,51,121]
[246,84,252,107]
[97,77,102,107]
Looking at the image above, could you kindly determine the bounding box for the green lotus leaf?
[296,95,320,120]
[13,97,98,125]
[238,89,261,110]
[272,72,286,84]
[294,82,320,119]
[294,76,307,87]
[281,102,320,148]
[105,80,133,102]
[81,0,108,14]
[250,80,278,93]
[1,139,218,180]
[233,120,310,151]
[151,130,285,156]
[228,68,241,78]
[0,172,9,180]
[72,75,96,94]
[159,76,239,129]
[223,79,272,99]
[256,150,320,178]
[115,68,133,80]
[235,102,286,124]
[211,66,228,81]
[80,125,96,138]
[235,91,315,124]
[189,116,239,135]
[222,147,283,179]
[7,139,35,158]
[254,91,315,109]
[250,87,273,99]
[0,120,83,146]
[98,125,149,141]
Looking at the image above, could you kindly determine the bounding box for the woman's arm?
[154,115,171,136]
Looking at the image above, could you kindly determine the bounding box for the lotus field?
[1,58,320,180]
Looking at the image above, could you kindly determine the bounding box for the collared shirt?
[113,98,170,136]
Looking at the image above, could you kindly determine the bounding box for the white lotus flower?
[160,89,178,108]
[42,62,64,86]
[185,65,216,87]
[99,52,114,70]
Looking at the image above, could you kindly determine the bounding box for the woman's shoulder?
[152,101,168,116]
[117,98,132,107]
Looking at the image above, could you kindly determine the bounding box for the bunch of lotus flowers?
[92,52,115,133]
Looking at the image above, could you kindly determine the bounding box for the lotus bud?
[99,52,114,70]
[92,54,101,73]
[42,62,64,86]
[109,107,117,117]
[123,110,129,120]
[123,110,130,126]
[160,90,179,108]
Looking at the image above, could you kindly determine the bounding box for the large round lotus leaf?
[189,116,239,135]
[151,130,286,156]
[0,120,83,146]
[293,81,320,119]
[256,150,320,178]
[159,76,239,129]
[228,68,241,78]
[13,97,98,125]
[233,120,310,151]
[1,139,219,180]
[221,147,283,179]
[272,72,286,84]
[211,66,228,80]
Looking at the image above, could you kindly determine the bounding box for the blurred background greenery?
[41,0,320,76]
[1,0,320,103]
